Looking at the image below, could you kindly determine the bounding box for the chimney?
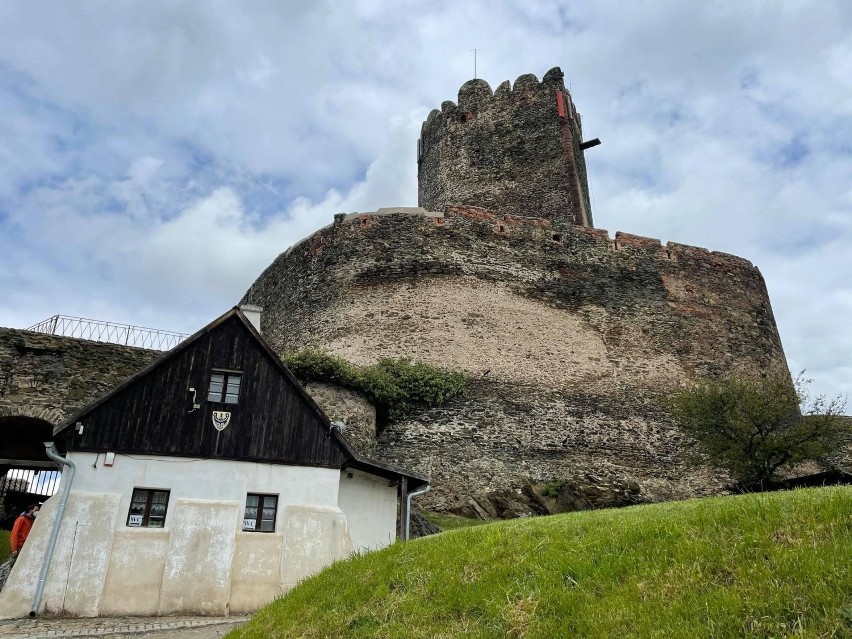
[239,304,263,334]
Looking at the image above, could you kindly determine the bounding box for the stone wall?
[418,67,593,226]
[0,329,160,430]
[242,205,791,512]
[302,381,377,455]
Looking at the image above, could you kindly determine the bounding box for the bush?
[669,372,849,489]
[282,350,466,425]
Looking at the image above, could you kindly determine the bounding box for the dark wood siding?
[63,316,347,467]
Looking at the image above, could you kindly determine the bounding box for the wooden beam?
[0,459,60,468]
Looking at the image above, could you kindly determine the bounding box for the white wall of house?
[0,452,400,618]
[337,470,399,551]
[69,452,341,525]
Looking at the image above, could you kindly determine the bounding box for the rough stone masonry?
[242,206,789,513]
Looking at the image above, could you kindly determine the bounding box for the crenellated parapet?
[278,205,757,276]
[418,67,594,226]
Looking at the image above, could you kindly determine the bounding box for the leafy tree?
[669,372,848,489]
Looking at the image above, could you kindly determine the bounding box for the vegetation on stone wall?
[669,372,849,489]
[282,349,465,425]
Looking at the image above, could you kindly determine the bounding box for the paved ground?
[0,615,250,639]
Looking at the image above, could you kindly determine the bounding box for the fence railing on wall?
[27,315,188,351]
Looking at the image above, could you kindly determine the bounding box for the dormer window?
[208,370,242,404]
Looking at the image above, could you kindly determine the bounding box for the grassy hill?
[230,488,852,639]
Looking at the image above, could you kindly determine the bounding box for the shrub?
[282,349,465,426]
[668,372,849,489]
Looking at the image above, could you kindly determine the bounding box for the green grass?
[0,530,8,558]
[421,510,490,530]
[229,488,852,639]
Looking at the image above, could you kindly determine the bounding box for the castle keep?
[418,67,594,226]
[242,67,790,514]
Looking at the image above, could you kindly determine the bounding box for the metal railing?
[27,315,188,351]
[0,468,62,526]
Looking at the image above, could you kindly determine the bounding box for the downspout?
[30,442,76,617]
[403,485,431,541]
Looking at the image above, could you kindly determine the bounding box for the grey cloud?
[0,0,849,402]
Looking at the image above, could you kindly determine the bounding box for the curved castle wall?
[242,206,789,511]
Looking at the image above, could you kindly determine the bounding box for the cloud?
[0,0,849,402]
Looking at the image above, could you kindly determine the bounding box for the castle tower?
[418,67,596,226]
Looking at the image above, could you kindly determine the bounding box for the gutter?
[31,442,76,617]
[403,484,431,541]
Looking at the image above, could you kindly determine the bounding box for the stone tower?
[417,66,595,226]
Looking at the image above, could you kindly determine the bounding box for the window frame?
[126,487,170,528]
[208,369,242,404]
[242,493,278,533]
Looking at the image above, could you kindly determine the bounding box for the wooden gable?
[57,309,348,468]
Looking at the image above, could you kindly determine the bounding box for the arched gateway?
[0,411,62,529]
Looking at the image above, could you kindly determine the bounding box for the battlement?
[275,205,756,279]
[421,67,580,133]
[418,67,594,227]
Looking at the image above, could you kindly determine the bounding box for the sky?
[0,1,849,405]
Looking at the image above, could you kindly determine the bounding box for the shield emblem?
[212,411,231,431]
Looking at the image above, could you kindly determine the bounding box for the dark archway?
[0,415,56,462]
[0,415,62,529]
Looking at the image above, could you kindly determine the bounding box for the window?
[127,488,170,528]
[208,370,242,404]
[243,494,277,532]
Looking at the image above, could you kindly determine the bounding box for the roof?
[56,306,428,490]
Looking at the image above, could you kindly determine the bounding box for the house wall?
[337,470,398,551]
[0,453,371,618]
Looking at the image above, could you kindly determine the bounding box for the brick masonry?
[242,206,791,512]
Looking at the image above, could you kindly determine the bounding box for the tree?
[669,372,849,489]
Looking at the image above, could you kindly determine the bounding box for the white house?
[0,307,428,618]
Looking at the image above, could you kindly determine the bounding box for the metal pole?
[30,443,75,617]
[404,485,431,541]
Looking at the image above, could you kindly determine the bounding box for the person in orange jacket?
[10,504,40,560]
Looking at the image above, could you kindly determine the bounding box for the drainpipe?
[403,485,431,541]
[30,442,76,617]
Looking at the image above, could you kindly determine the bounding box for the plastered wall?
[337,470,398,551]
[0,453,393,618]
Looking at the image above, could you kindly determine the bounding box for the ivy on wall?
[282,349,466,426]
